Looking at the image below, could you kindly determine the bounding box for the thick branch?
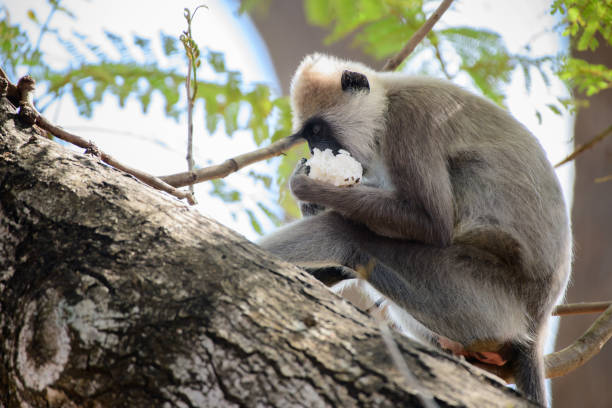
[159,135,305,187]
[555,123,612,167]
[382,0,455,72]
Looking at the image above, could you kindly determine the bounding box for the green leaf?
[257,202,282,226]
[160,32,179,56]
[207,51,227,72]
[535,110,542,125]
[246,209,263,235]
[248,171,273,188]
[104,30,132,61]
[305,0,333,26]
[567,7,580,22]
[546,104,562,115]
[223,101,240,135]
[27,10,39,23]
[133,35,153,60]
[210,179,242,202]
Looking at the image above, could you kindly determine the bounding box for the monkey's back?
[383,77,571,315]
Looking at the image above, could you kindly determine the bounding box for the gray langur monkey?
[259,53,571,406]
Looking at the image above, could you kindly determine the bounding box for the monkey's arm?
[290,175,452,246]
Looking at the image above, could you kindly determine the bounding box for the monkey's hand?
[290,162,317,201]
[291,158,326,216]
[291,158,311,179]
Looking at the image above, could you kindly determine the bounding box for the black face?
[300,117,344,154]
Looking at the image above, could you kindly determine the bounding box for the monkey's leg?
[258,211,367,273]
[358,238,546,405]
[295,261,357,286]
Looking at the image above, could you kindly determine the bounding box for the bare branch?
[185,57,195,195]
[382,0,455,72]
[181,5,204,196]
[595,174,612,183]
[11,75,196,205]
[553,301,612,316]
[555,123,612,168]
[159,135,305,187]
[546,304,612,378]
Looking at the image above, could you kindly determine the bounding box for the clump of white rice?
[306,148,363,186]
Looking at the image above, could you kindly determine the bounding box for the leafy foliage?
[296,0,555,105]
[552,0,612,51]
[304,0,424,59]
[553,0,612,95]
[558,57,612,95]
[0,1,292,234]
[0,10,43,79]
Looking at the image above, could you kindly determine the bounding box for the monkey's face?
[298,117,344,155]
[289,53,388,169]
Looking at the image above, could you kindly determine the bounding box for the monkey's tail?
[511,341,546,407]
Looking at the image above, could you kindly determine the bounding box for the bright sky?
[4,0,573,244]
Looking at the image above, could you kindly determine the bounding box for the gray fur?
[259,56,571,407]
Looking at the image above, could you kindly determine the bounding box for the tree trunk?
[553,40,612,408]
[0,97,532,407]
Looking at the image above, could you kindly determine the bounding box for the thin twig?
[11,75,195,205]
[594,174,612,183]
[553,301,612,316]
[555,123,612,168]
[430,33,452,80]
[185,56,195,195]
[160,135,305,187]
[181,6,204,195]
[382,0,455,72]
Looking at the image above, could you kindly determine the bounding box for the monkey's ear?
[341,70,370,93]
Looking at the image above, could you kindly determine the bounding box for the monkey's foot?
[437,336,508,366]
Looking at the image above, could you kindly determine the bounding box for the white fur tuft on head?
[289,53,388,164]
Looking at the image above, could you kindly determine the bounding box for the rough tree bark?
[0,97,533,407]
